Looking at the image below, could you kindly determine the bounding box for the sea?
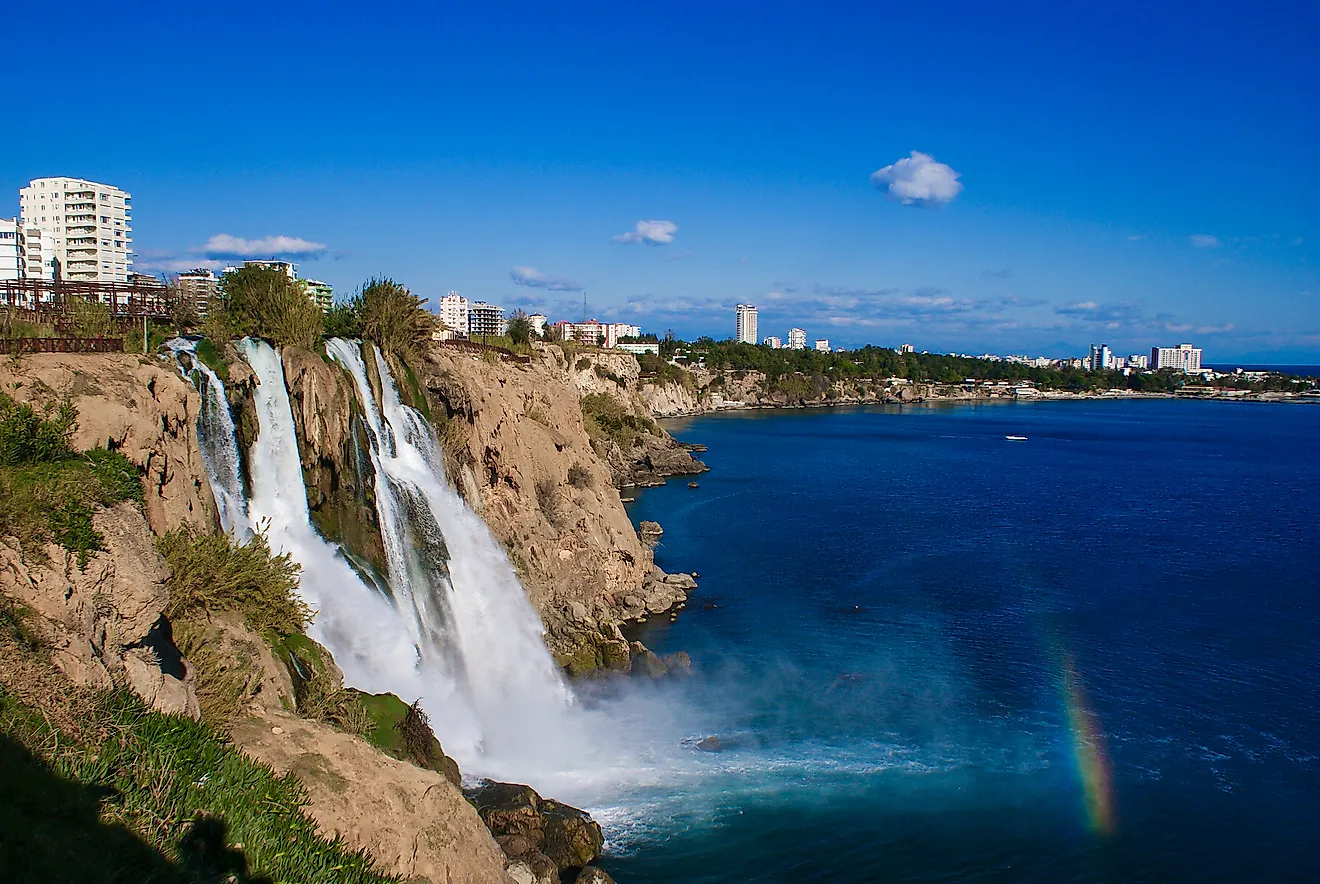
[597,399,1320,883]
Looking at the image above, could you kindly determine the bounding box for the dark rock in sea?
[696,735,724,752]
[468,780,604,874]
[630,645,669,679]
[662,651,693,677]
[703,602,720,610]
[637,520,663,543]
[507,850,559,884]
[688,481,700,488]
[572,866,619,883]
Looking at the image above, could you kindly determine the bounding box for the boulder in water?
[466,781,544,843]
[630,646,668,679]
[637,520,663,543]
[662,651,693,677]
[573,866,619,883]
[696,735,724,752]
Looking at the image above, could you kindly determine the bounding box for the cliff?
[415,343,701,673]
[0,352,218,534]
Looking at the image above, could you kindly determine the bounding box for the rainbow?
[1060,654,1116,836]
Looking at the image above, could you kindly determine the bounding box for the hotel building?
[19,177,132,282]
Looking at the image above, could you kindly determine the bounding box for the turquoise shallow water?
[602,399,1320,883]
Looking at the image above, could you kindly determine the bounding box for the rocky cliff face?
[0,352,218,535]
[415,345,662,672]
[0,501,200,719]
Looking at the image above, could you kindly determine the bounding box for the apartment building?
[788,327,807,350]
[18,177,132,282]
[439,291,470,336]
[736,304,758,344]
[0,219,25,281]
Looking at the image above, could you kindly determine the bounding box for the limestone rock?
[574,867,619,884]
[467,780,604,876]
[0,502,199,719]
[232,708,513,883]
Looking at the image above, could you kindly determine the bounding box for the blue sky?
[5,1,1317,360]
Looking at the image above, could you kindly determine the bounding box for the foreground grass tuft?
[0,686,396,883]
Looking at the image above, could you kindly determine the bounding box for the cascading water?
[166,338,251,539]
[324,338,574,768]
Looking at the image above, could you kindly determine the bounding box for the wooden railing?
[0,337,125,354]
[2,279,173,320]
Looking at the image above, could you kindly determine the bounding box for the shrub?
[213,264,323,349]
[580,392,657,449]
[157,525,307,638]
[0,394,76,465]
[356,278,434,360]
[506,310,533,347]
[323,300,364,340]
[536,478,561,526]
[567,463,593,489]
[66,296,120,339]
[593,364,624,386]
[575,357,592,372]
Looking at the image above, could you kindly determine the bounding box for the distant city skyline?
[3,2,1315,361]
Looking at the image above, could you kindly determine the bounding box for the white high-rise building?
[764,336,782,349]
[1089,343,1113,371]
[528,313,548,337]
[899,343,915,354]
[736,303,758,344]
[814,339,830,352]
[19,177,132,282]
[0,219,26,281]
[1151,343,1202,372]
[177,268,220,317]
[788,327,807,350]
[439,291,470,336]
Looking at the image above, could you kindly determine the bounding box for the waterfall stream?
[178,336,587,779]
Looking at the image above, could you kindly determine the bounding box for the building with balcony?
[529,313,548,337]
[764,336,782,349]
[470,301,505,338]
[788,327,807,350]
[302,279,333,312]
[177,268,220,317]
[19,177,132,283]
[736,303,758,344]
[0,219,26,281]
[1088,343,1113,371]
[814,339,830,352]
[439,291,470,336]
[1151,343,1202,372]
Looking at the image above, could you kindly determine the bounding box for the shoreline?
[649,388,1320,419]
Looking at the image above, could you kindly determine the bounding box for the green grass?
[0,687,396,883]
[192,338,229,383]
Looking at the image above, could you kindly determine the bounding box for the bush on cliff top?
[0,394,142,567]
[212,263,324,349]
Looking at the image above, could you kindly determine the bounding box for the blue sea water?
[603,400,1320,883]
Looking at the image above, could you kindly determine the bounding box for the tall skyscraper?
[736,303,758,344]
[18,177,132,282]
[788,327,807,350]
[1089,343,1113,371]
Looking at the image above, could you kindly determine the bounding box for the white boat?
[1005,435,1028,441]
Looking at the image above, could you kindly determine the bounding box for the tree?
[506,309,533,346]
[215,264,322,349]
[356,278,434,359]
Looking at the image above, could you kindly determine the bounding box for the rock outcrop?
[231,707,515,884]
[0,352,218,535]
[0,501,200,719]
[465,780,607,883]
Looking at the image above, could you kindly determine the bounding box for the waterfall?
[235,338,449,722]
[166,338,250,540]
[325,338,574,767]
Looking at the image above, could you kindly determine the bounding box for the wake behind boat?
[1006,435,1028,441]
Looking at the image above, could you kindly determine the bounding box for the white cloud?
[202,234,327,257]
[1189,234,1221,249]
[613,220,678,245]
[510,265,582,291]
[870,151,963,206]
